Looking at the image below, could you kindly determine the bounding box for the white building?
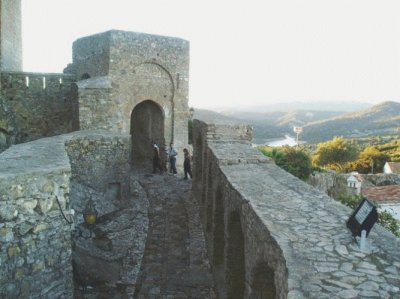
[347,173,362,194]
[383,162,400,174]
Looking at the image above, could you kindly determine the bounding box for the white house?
[347,173,362,194]
[383,162,400,174]
[362,185,400,221]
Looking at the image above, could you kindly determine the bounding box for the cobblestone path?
[134,173,215,299]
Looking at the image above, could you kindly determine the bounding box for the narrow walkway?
[134,172,215,299]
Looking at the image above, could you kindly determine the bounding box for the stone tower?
[69,30,190,166]
[0,0,22,71]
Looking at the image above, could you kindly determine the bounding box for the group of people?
[152,142,193,180]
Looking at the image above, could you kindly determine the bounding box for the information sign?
[346,198,378,237]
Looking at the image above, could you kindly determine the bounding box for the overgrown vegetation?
[312,137,358,172]
[258,136,400,176]
[257,137,400,238]
[258,146,312,180]
[309,137,400,173]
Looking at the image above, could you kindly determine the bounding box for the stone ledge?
[220,161,400,298]
[209,142,271,165]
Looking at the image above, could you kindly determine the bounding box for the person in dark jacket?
[183,148,192,179]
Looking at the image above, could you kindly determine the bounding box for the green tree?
[259,146,312,180]
[312,137,358,172]
[276,147,312,180]
[353,146,388,173]
[258,146,284,161]
[379,210,400,237]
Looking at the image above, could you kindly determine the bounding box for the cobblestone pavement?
[133,171,215,299]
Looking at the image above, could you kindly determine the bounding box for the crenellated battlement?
[0,71,75,94]
[0,71,78,151]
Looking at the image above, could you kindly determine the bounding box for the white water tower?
[293,126,303,147]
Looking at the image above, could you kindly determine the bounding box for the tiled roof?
[387,162,400,173]
[347,174,363,182]
[361,185,400,203]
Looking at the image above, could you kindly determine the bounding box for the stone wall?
[0,0,22,71]
[71,31,111,80]
[64,131,149,296]
[0,72,77,152]
[0,131,149,298]
[65,131,131,220]
[192,119,400,299]
[0,135,74,298]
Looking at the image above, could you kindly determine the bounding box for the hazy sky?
[22,0,400,109]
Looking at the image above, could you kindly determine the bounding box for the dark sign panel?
[346,198,378,237]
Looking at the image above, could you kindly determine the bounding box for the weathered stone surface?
[0,72,77,152]
[0,134,74,298]
[132,172,215,298]
[71,30,190,167]
[192,119,400,299]
[0,204,18,221]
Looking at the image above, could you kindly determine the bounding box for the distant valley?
[193,101,400,145]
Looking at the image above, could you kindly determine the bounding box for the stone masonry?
[1,2,400,298]
[0,72,77,152]
[0,135,74,298]
[69,30,190,166]
[0,132,215,299]
[192,118,400,299]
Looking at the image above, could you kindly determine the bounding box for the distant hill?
[193,109,286,140]
[218,101,371,113]
[193,101,400,145]
[301,101,400,142]
[275,110,342,127]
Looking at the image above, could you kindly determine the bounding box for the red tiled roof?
[387,162,400,173]
[361,185,400,203]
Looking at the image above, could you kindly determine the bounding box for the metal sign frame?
[346,197,378,237]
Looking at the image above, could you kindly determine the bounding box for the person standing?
[183,148,193,180]
[152,144,163,174]
[168,142,178,175]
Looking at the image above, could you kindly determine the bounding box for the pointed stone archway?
[131,100,165,167]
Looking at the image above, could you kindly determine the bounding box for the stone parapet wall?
[193,119,400,299]
[0,71,77,152]
[0,131,141,298]
[65,131,131,220]
[0,135,74,298]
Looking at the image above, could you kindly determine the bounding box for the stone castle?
[1,0,400,298]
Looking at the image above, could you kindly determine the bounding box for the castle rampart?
[192,119,400,298]
[0,71,77,152]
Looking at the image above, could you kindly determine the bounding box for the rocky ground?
[74,169,215,299]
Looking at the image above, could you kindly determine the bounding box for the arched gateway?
[131,100,165,166]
